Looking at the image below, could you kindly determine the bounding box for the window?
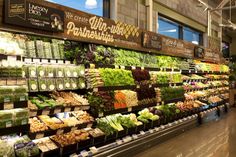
[158,17,179,39]
[47,0,110,17]
[158,16,203,45]
[183,27,201,45]
[222,42,230,58]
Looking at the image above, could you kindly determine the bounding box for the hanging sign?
[142,32,162,51]
[4,0,64,32]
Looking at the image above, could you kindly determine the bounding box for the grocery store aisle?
[134,109,236,157]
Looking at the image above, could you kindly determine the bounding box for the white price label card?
[58,60,64,64]
[50,59,56,64]
[141,67,144,70]
[8,56,17,62]
[116,140,123,145]
[149,129,154,134]
[56,129,64,135]
[54,108,61,114]
[42,110,50,115]
[90,146,98,154]
[65,61,71,64]
[131,66,136,70]
[132,134,138,139]
[80,151,89,157]
[41,59,48,63]
[24,58,31,63]
[128,107,132,112]
[30,112,37,117]
[168,123,172,127]
[35,133,44,139]
[155,127,160,131]
[33,58,40,63]
[93,88,98,92]
[136,85,140,89]
[71,127,78,131]
[161,125,165,129]
[115,65,119,69]
[189,70,191,73]
[4,103,13,110]
[120,65,125,69]
[140,131,145,135]
[64,107,71,112]
[149,84,152,88]
[98,112,104,117]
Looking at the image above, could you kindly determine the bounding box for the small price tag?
[4,103,13,110]
[161,125,165,129]
[149,84,152,88]
[87,123,93,128]
[8,56,17,62]
[175,121,178,124]
[149,129,154,133]
[141,67,144,70]
[50,59,56,64]
[116,140,123,145]
[54,108,61,114]
[57,129,64,135]
[168,123,172,127]
[128,107,132,112]
[131,66,136,70]
[80,150,89,157]
[90,146,98,154]
[140,131,145,135]
[33,58,40,63]
[93,88,98,92]
[64,107,71,112]
[24,58,31,63]
[179,120,183,123]
[115,65,119,69]
[98,112,104,117]
[189,70,191,73]
[120,66,125,69]
[123,136,132,142]
[155,127,160,131]
[35,133,44,139]
[136,85,140,89]
[58,60,64,64]
[71,127,78,131]
[65,61,71,64]
[41,59,48,63]
[6,121,12,128]
[195,70,198,73]
[30,112,37,117]
[42,110,50,115]
[132,134,138,139]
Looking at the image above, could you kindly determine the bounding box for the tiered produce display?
[0,30,230,157]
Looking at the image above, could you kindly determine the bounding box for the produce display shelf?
[162,97,185,104]
[181,69,229,75]
[0,101,28,110]
[23,57,73,64]
[29,105,90,117]
[29,122,93,140]
[72,115,199,157]
[152,83,183,88]
[86,64,181,72]
[0,54,21,61]
[183,78,228,82]
[96,103,157,118]
[92,85,137,92]
[185,85,229,92]
[0,124,30,136]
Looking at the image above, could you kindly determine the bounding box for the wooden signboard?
[5,0,64,32]
[161,35,194,58]
[0,0,223,62]
[142,32,162,51]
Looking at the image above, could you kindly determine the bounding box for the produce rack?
[181,69,229,75]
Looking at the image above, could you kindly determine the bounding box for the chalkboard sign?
[194,46,205,58]
[142,32,162,51]
[4,0,64,32]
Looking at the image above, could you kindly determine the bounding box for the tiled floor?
[134,109,236,157]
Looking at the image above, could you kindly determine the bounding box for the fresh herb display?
[160,87,185,101]
[137,108,159,123]
[99,68,135,86]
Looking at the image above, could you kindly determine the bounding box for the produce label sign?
[4,0,64,32]
[64,10,141,47]
[142,32,162,51]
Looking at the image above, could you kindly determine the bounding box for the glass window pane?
[183,27,200,45]
[47,0,104,16]
[158,17,179,39]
